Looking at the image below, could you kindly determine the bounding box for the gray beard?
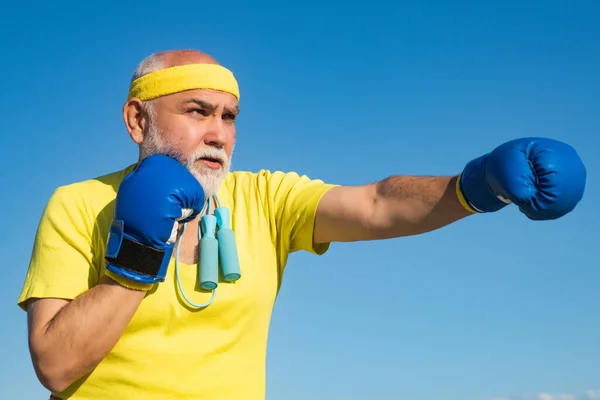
[139,124,232,199]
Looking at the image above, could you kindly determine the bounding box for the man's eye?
[223,113,236,121]
[190,108,207,116]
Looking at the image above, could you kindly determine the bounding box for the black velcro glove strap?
[105,236,165,277]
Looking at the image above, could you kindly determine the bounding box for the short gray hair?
[131,52,166,82]
[130,52,167,119]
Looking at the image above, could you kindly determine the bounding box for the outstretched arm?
[313,175,472,244]
[313,137,587,245]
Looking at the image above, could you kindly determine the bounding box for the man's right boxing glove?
[104,154,205,286]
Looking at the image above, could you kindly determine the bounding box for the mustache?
[190,147,229,165]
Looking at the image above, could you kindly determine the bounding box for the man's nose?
[203,116,227,148]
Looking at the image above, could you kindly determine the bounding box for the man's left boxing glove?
[457,137,587,220]
[104,154,205,285]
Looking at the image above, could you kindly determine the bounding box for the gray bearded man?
[18,49,587,400]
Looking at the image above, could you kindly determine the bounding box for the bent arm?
[314,175,473,243]
[27,276,146,393]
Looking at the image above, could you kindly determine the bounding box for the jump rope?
[174,194,241,309]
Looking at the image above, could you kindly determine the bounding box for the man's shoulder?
[221,169,333,207]
[222,169,304,199]
[224,169,322,187]
[48,164,135,215]
[224,169,280,181]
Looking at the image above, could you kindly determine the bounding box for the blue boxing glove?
[458,137,586,220]
[105,154,205,284]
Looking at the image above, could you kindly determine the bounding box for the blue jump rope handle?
[199,215,219,290]
[215,207,241,282]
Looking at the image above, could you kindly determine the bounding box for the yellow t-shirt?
[18,164,336,400]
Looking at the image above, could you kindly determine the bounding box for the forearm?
[28,276,146,392]
[369,175,473,239]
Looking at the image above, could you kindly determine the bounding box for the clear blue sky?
[1,1,598,399]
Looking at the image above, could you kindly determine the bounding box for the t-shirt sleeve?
[260,170,337,257]
[17,186,99,311]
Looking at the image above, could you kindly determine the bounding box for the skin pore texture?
[25,49,473,394]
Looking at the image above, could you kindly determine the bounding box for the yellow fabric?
[18,166,336,400]
[128,63,240,101]
[455,173,477,213]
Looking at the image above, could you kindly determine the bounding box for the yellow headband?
[127,63,240,101]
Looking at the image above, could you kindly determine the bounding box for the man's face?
[139,89,239,198]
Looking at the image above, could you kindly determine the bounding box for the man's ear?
[122,98,149,144]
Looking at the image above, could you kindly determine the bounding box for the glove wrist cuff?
[104,270,154,291]
[455,174,478,213]
[104,219,172,284]
[459,153,508,213]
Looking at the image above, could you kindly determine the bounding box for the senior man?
[18,49,587,400]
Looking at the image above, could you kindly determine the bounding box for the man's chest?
[106,209,282,334]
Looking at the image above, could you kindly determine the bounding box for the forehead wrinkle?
[185,97,215,108]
